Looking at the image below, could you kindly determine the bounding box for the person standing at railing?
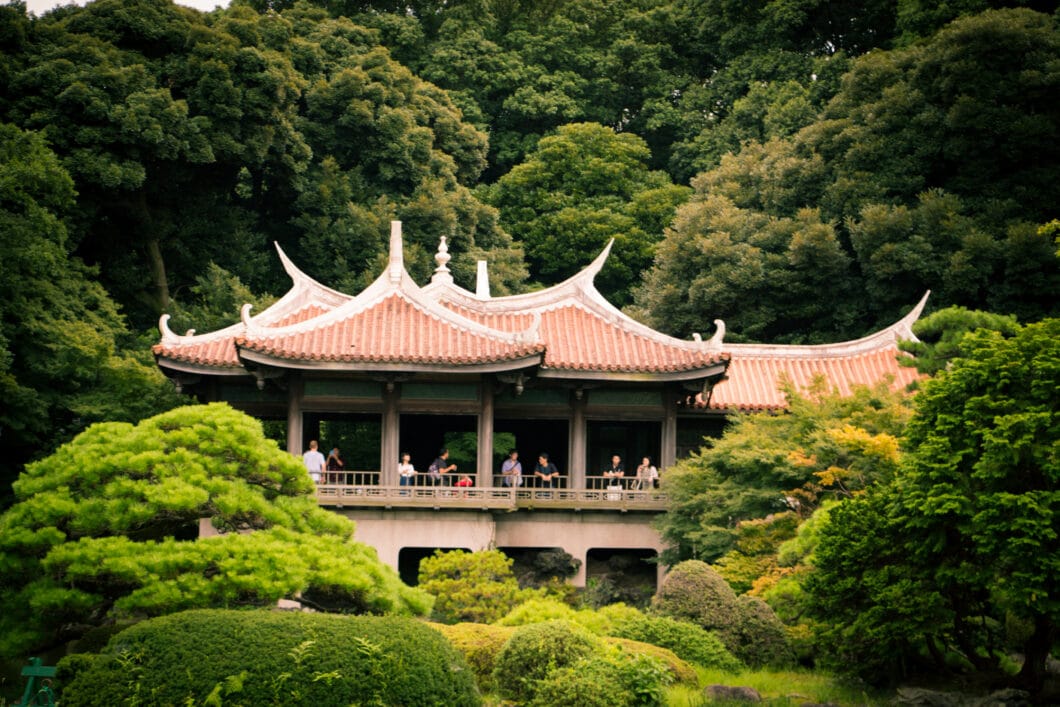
[634,456,658,490]
[603,454,625,488]
[534,453,560,488]
[501,449,522,487]
[303,440,325,484]
[326,447,344,484]
[455,474,474,498]
[427,448,457,486]
[398,452,416,486]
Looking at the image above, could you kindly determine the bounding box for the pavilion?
[154,220,923,490]
[156,221,924,581]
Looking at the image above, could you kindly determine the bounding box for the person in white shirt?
[398,452,416,486]
[634,456,659,490]
[303,440,325,483]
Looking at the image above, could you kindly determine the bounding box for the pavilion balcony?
[313,471,668,512]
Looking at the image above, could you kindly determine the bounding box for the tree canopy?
[658,377,911,563]
[807,319,1060,689]
[480,121,689,305]
[0,403,430,657]
[632,8,1059,342]
[0,122,181,501]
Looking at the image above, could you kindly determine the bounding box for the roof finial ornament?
[893,290,930,342]
[389,221,404,283]
[708,319,726,349]
[475,260,490,299]
[432,235,454,284]
[158,313,180,344]
[241,303,261,336]
[693,320,726,350]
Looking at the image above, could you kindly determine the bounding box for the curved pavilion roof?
[153,221,923,408]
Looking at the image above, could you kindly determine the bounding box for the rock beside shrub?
[705,684,762,702]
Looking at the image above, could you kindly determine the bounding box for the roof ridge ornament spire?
[576,238,613,288]
[692,320,726,350]
[389,221,404,283]
[476,260,490,299]
[432,234,454,285]
[892,290,930,342]
[158,313,180,344]
[240,303,260,336]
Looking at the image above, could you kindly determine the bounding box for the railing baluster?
[314,479,667,510]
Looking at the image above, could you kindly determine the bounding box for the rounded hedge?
[528,657,632,707]
[530,649,672,707]
[496,597,578,626]
[732,594,796,668]
[58,609,479,706]
[602,637,698,685]
[651,560,793,668]
[430,622,515,693]
[492,620,600,703]
[651,560,739,631]
[611,614,743,672]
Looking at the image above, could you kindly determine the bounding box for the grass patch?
[666,667,890,705]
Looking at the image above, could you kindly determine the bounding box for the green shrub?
[713,550,777,595]
[603,637,698,684]
[492,620,600,703]
[430,622,514,693]
[530,649,672,707]
[651,560,793,668]
[419,549,533,624]
[59,609,479,706]
[732,595,796,668]
[596,602,646,627]
[611,614,743,672]
[528,655,631,707]
[651,560,739,627]
[498,598,645,637]
[496,597,577,626]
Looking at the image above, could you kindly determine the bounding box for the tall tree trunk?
[137,191,170,314]
[146,237,170,314]
[1017,617,1054,695]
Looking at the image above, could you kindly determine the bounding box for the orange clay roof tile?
[706,347,920,411]
[235,293,543,365]
[442,302,727,373]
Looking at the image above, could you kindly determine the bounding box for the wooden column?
[477,380,494,487]
[286,374,303,456]
[661,389,677,470]
[380,383,400,484]
[569,389,587,489]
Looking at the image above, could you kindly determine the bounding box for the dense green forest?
[0,0,1057,493]
[0,4,1058,698]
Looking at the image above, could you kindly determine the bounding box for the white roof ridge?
[158,313,248,345]
[427,239,616,311]
[157,245,355,346]
[273,241,352,304]
[726,291,930,358]
[241,237,542,348]
[425,239,729,355]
